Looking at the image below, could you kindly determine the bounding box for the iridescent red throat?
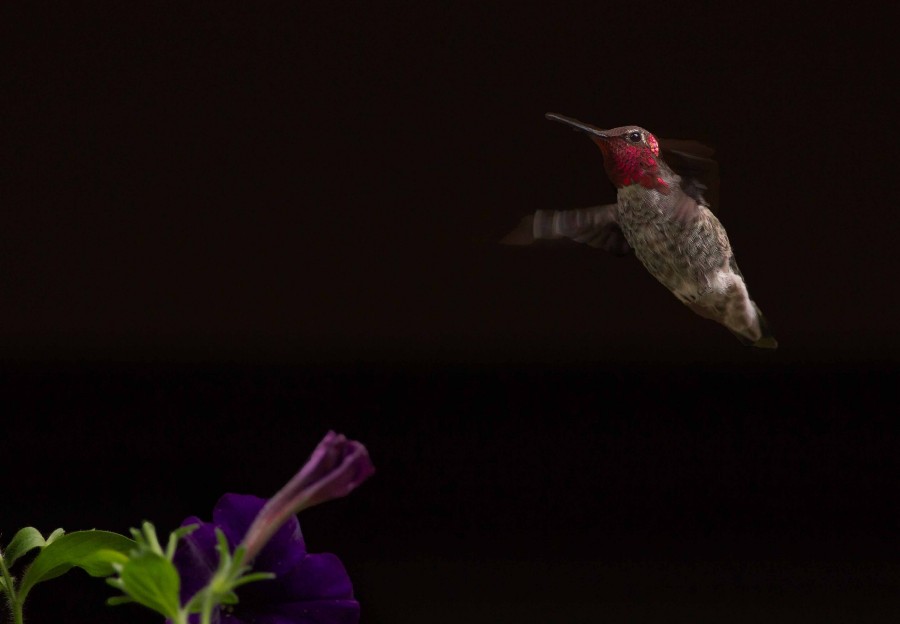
[591,136,670,194]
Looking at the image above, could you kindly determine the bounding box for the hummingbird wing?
[500,204,632,256]
[659,138,714,160]
[668,189,708,225]
[659,139,720,211]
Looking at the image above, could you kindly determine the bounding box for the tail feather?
[733,302,777,349]
[751,303,778,349]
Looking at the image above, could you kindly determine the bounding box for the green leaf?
[165,524,198,559]
[232,571,275,589]
[112,551,181,619]
[91,548,129,566]
[45,528,66,545]
[17,530,135,603]
[3,527,48,568]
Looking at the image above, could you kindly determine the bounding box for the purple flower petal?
[278,553,354,601]
[240,553,354,604]
[172,516,218,602]
[210,493,266,545]
[212,494,308,576]
[173,491,362,624]
[222,600,359,624]
[266,600,360,624]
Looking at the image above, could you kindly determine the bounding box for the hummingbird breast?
[615,183,730,302]
[615,184,770,345]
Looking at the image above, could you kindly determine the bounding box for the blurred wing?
[659,139,720,211]
[668,189,705,225]
[659,138,714,160]
[500,204,631,256]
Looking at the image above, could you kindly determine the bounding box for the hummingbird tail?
[736,302,778,349]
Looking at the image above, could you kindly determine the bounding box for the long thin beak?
[545,113,608,140]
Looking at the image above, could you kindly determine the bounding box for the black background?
[3,2,897,623]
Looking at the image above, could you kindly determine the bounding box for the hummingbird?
[503,113,777,348]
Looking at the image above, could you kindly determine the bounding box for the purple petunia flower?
[174,493,359,624]
[173,432,374,624]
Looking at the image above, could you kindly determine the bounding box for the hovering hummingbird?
[503,113,777,348]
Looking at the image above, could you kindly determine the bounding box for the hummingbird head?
[546,113,670,194]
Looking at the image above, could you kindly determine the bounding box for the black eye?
[628,131,641,143]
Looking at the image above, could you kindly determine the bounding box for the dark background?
[2,2,897,623]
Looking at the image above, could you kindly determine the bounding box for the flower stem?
[0,555,24,624]
[199,590,214,624]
